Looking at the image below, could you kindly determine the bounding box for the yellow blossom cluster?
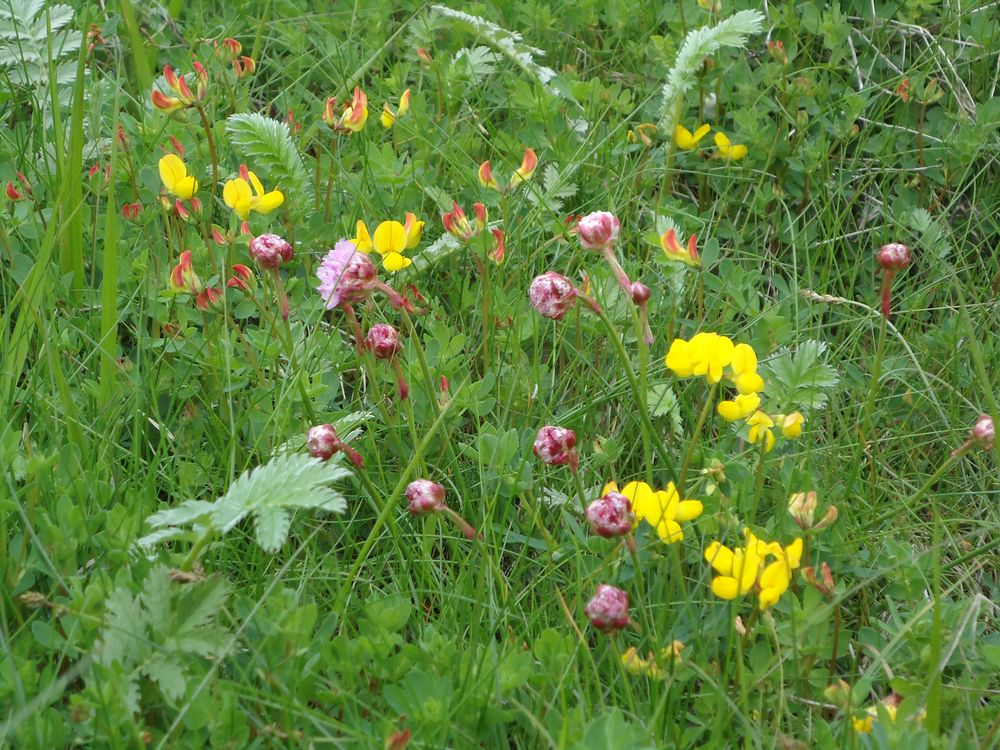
[665,333,804,452]
[621,641,684,679]
[704,529,803,609]
[607,480,703,543]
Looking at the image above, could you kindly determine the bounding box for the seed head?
[533,425,578,470]
[585,492,634,538]
[529,272,577,320]
[584,584,630,632]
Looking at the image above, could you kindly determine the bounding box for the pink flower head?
[584,584,630,632]
[316,239,378,309]
[529,272,577,320]
[533,425,578,470]
[306,423,363,466]
[366,323,401,360]
[577,211,621,251]
[585,492,634,538]
[250,233,294,269]
[971,414,995,451]
[876,243,912,272]
[405,479,447,516]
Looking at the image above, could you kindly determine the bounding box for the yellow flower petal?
[735,372,765,395]
[222,179,243,208]
[705,541,735,576]
[656,519,683,543]
[254,190,284,214]
[714,132,732,148]
[692,123,711,142]
[235,197,252,220]
[158,154,186,192]
[354,221,372,254]
[247,170,265,197]
[373,220,406,255]
[717,400,742,422]
[405,217,425,249]
[674,500,703,522]
[784,538,803,568]
[727,145,748,161]
[731,343,757,374]
[380,105,395,129]
[711,576,740,599]
[174,175,199,200]
[665,339,694,377]
[382,252,411,272]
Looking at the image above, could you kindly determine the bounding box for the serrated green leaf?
[765,340,839,410]
[142,654,187,702]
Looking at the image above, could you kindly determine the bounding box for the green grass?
[1,0,999,747]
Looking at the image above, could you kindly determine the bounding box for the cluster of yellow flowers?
[675,123,747,161]
[665,332,804,452]
[606,480,703,543]
[705,529,803,609]
[621,641,684,679]
[354,215,425,271]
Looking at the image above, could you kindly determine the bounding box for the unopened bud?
[584,584,630,632]
[788,491,817,530]
[249,233,293,269]
[576,211,621,251]
[366,323,401,360]
[405,479,447,515]
[876,243,911,272]
[971,414,995,451]
[630,281,651,305]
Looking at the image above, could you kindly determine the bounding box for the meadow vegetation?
[1,0,999,747]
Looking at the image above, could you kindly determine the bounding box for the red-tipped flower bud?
[630,282,651,304]
[306,423,363,466]
[366,323,401,360]
[405,479,447,516]
[876,243,912,272]
[971,414,995,451]
[584,584,630,632]
[529,272,577,320]
[249,233,293,269]
[533,425,578,470]
[576,211,621,251]
[585,492,634,538]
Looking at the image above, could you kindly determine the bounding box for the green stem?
[594,307,677,483]
[678,381,719,494]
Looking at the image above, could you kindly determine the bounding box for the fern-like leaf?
[658,10,764,126]
[226,113,314,216]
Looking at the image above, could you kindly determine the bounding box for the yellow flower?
[714,131,748,161]
[222,167,284,220]
[746,411,775,452]
[354,213,424,271]
[659,228,701,268]
[619,480,702,543]
[776,412,804,438]
[688,332,735,383]
[729,343,765,394]
[380,88,411,128]
[158,154,199,200]
[717,392,761,422]
[853,701,899,734]
[665,338,696,377]
[674,123,711,150]
[706,530,802,609]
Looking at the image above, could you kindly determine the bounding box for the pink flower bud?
[629,282,651,304]
[306,423,364,466]
[585,492,633,538]
[317,239,379,309]
[405,479,447,515]
[971,414,995,451]
[533,425,578,470]
[366,323,401,360]
[876,243,911,272]
[529,272,577,320]
[584,584,630,632]
[306,424,340,460]
[577,211,620,251]
[250,233,293,269]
